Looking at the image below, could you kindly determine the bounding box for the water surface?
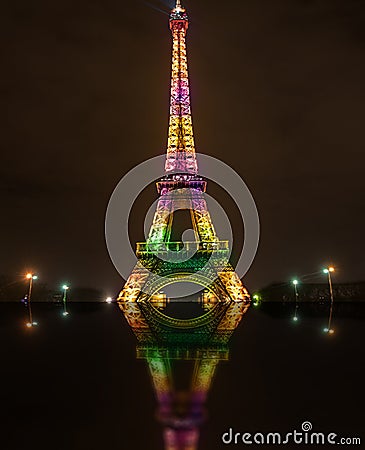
[1,302,363,449]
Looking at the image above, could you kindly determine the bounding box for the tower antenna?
[176,0,181,8]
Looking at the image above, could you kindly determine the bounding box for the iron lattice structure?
[138,343,228,450]
[118,1,250,345]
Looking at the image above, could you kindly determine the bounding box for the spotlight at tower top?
[175,0,183,11]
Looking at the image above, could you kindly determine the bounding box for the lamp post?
[26,273,38,327]
[62,285,70,316]
[323,267,335,334]
[292,280,299,322]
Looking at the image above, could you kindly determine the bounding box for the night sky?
[1,0,364,295]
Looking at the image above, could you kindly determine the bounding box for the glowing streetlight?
[323,267,335,334]
[292,279,299,322]
[25,273,38,327]
[62,285,70,316]
[106,297,113,304]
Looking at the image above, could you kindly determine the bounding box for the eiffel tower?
[138,344,228,450]
[118,0,250,345]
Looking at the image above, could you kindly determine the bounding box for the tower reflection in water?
[139,343,227,450]
[118,288,249,450]
[116,1,251,447]
[138,340,228,450]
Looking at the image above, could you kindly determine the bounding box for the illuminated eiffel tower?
[138,343,228,450]
[118,0,250,345]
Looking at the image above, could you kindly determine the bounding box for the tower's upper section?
[165,1,198,175]
[170,0,189,29]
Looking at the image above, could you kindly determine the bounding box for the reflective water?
[0,302,363,449]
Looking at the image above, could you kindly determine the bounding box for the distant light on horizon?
[26,273,38,280]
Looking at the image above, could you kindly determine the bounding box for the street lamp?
[323,267,335,334]
[106,297,113,304]
[62,285,70,316]
[26,273,38,327]
[292,279,299,322]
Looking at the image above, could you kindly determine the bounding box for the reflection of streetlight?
[62,285,70,316]
[292,280,299,322]
[106,297,113,304]
[323,267,335,334]
[26,273,38,327]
